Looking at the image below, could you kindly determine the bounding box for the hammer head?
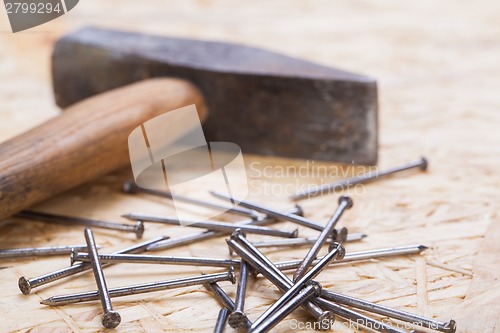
[52,27,377,164]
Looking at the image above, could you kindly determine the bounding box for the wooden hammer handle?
[0,78,207,219]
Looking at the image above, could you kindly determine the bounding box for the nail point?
[418,245,429,252]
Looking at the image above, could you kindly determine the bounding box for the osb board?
[0,1,499,332]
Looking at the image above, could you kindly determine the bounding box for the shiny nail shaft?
[146,206,302,251]
[226,238,332,324]
[251,233,366,249]
[16,210,144,239]
[214,307,230,333]
[250,243,344,329]
[320,290,456,333]
[123,213,297,238]
[274,245,428,271]
[293,196,352,281]
[291,157,428,200]
[210,191,325,231]
[204,282,236,311]
[204,281,253,328]
[314,297,407,333]
[251,282,322,333]
[228,260,250,329]
[123,180,260,219]
[41,269,235,306]
[84,229,121,329]
[72,252,239,268]
[0,245,93,259]
[18,235,169,294]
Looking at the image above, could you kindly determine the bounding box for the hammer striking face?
[52,27,378,164]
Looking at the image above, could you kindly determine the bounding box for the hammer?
[0,27,377,219]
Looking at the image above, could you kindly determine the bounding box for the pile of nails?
[5,157,458,332]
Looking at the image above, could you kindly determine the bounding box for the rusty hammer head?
[52,27,377,164]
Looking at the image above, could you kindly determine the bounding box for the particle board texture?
[0,1,499,333]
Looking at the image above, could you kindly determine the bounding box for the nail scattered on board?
[122,212,298,238]
[292,196,352,281]
[273,244,429,271]
[227,260,250,329]
[16,210,145,239]
[214,307,230,333]
[313,297,408,333]
[71,251,240,268]
[321,290,456,333]
[123,180,261,219]
[211,191,328,231]
[0,244,95,259]
[291,156,428,200]
[84,229,121,329]
[250,232,367,249]
[144,205,303,252]
[204,281,236,312]
[251,281,323,333]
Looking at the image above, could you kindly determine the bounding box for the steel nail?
[314,297,407,333]
[40,268,236,306]
[226,237,334,326]
[0,245,96,259]
[228,260,250,329]
[16,210,145,239]
[145,206,303,252]
[293,196,352,281]
[249,242,345,329]
[123,213,298,238]
[274,244,429,271]
[71,251,240,268]
[250,282,322,333]
[84,229,121,329]
[123,180,261,220]
[320,290,456,333]
[250,232,367,249]
[210,191,326,231]
[214,307,230,333]
[18,235,169,294]
[204,282,236,311]
[291,156,428,200]
[203,280,253,328]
